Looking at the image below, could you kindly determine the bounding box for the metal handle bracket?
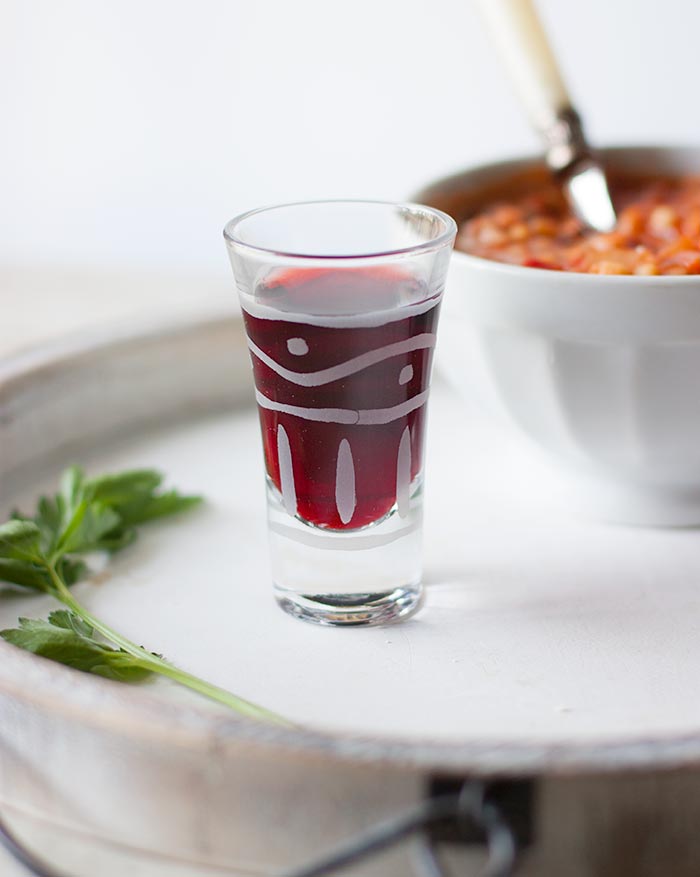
[0,778,535,877]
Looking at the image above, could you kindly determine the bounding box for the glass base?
[266,477,424,627]
[274,584,423,627]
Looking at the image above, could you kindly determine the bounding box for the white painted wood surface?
[7,367,700,747]
[5,314,700,750]
[0,265,232,358]
[3,287,700,873]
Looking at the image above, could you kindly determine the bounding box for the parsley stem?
[45,563,291,726]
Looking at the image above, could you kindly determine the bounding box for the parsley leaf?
[10,465,202,567]
[0,611,154,682]
[0,520,42,563]
[0,558,49,591]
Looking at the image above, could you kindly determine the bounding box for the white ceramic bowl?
[416,146,700,526]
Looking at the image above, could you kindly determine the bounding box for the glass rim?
[222,199,457,261]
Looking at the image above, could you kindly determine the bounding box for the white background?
[2,0,698,285]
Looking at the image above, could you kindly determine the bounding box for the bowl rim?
[415,144,700,285]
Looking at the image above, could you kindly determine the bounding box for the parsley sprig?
[2,611,157,681]
[0,466,286,724]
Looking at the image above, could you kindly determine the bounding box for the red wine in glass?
[242,266,441,530]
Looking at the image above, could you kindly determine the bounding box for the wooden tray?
[3,313,700,876]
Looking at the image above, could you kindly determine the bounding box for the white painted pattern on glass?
[335,439,356,524]
[286,337,309,355]
[276,424,297,515]
[396,427,411,518]
[240,294,442,328]
[255,388,429,425]
[269,520,421,551]
[399,364,413,385]
[247,334,435,387]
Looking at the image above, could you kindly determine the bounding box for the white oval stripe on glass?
[286,337,309,356]
[335,439,356,525]
[255,388,429,426]
[277,424,297,516]
[399,364,414,385]
[396,427,412,518]
[247,334,436,387]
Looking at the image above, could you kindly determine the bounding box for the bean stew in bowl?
[415,147,700,526]
[458,175,700,276]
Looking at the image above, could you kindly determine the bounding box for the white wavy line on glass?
[247,333,436,387]
[255,388,429,425]
[240,293,442,328]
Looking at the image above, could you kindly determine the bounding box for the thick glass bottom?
[274,584,423,627]
[266,478,424,626]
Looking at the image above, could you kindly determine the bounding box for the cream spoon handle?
[474,0,571,134]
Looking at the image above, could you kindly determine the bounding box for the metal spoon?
[475,0,617,233]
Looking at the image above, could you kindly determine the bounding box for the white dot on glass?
[399,364,414,385]
[287,337,309,356]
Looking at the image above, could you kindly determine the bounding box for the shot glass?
[224,201,456,626]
